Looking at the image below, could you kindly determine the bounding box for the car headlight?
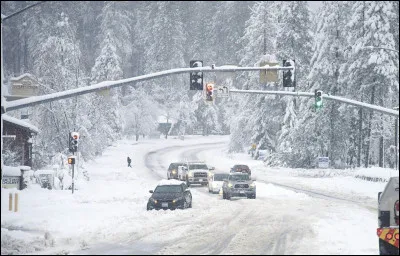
[228,183,233,188]
[188,172,193,177]
[250,182,256,188]
[172,169,177,174]
[212,183,218,187]
[150,198,158,204]
[208,171,212,177]
[172,197,183,204]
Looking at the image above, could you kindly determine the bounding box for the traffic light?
[205,82,214,102]
[282,59,296,87]
[69,132,80,153]
[67,157,76,165]
[314,90,323,109]
[190,60,203,90]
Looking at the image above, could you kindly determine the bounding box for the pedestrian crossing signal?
[68,157,75,165]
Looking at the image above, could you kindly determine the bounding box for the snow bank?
[3,166,21,176]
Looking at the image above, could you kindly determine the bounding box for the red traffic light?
[205,83,214,101]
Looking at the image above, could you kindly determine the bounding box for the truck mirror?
[149,190,153,193]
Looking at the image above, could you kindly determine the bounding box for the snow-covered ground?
[1,135,398,255]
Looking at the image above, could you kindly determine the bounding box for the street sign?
[2,176,20,189]
[217,85,229,98]
[259,62,279,84]
[193,128,203,135]
[317,157,329,168]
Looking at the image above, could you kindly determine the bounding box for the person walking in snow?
[127,156,132,167]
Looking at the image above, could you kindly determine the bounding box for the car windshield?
[154,185,182,193]
[189,164,208,170]
[170,163,185,169]
[229,174,250,181]
[214,174,229,181]
[234,165,249,170]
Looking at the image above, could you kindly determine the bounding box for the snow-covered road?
[74,138,377,255]
[1,136,385,255]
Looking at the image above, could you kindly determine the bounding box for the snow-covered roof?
[10,73,38,83]
[3,115,39,134]
[157,179,186,186]
[3,166,22,176]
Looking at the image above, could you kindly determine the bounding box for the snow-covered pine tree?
[274,1,313,166]
[30,12,86,168]
[90,32,124,152]
[341,1,398,167]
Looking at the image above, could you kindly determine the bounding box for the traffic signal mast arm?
[4,65,397,117]
[4,65,294,112]
[230,89,399,117]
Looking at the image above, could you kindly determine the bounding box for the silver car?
[208,173,230,194]
[222,173,256,199]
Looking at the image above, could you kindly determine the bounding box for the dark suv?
[147,180,192,210]
[230,164,251,176]
[167,162,187,180]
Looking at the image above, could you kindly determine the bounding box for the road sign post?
[68,156,76,194]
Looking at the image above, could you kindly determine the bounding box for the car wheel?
[226,193,231,200]
[223,191,226,199]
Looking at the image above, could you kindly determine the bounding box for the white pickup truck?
[178,162,213,187]
[377,176,399,255]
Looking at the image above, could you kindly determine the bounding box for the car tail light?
[395,200,399,225]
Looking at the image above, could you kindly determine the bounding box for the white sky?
[1,135,397,255]
[308,1,323,12]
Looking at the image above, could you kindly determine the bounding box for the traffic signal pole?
[72,152,75,194]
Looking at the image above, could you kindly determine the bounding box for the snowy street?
[1,135,388,255]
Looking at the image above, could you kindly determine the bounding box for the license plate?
[240,190,245,194]
[162,202,168,207]
[199,179,203,182]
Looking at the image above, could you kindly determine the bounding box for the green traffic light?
[316,98,322,106]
